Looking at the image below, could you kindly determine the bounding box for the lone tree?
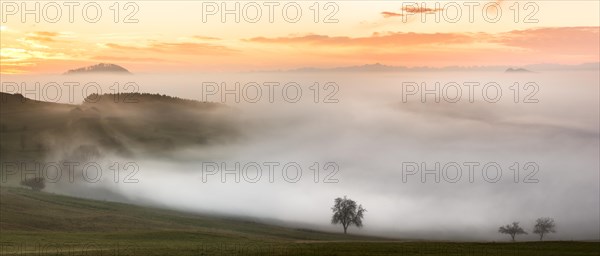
[331,196,366,234]
[498,222,527,242]
[21,177,45,191]
[533,217,556,241]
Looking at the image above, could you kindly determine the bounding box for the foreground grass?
[2,234,598,256]
[1,187,598,255]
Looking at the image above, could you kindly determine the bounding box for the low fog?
[2,70,599,241]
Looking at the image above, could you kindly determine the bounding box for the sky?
[1,0,599,74]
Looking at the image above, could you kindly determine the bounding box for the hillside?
[0,92,237,163]
[0,187,374,239]
[1,187,597,256]
[64,63,131,75]
[0,187,388,255]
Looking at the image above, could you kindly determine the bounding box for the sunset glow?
[1,1,599,74]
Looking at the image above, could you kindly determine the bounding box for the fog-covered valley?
[1,70,598,241]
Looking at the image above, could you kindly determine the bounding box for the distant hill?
[524,62,600,71]
[292,63,406,72]
[282,63,507,73]
[64,63,131,75]
[83,92,220,108]
[505,68,533,73]
[0,92,234,161]
[265,62,600,73]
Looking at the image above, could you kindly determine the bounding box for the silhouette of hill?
[64,63,131,75]
[283,63,506,73]
[0,92,235,161]
[505,68,533,73]
[270,62,600,73]
[524,62,600,71]
[83,92,219,108]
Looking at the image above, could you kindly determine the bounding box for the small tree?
[21,177,45,191]
[499,222,527,242]
[533,217,556,241]
[331,196,366,234]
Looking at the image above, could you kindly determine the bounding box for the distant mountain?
[281,63,506,73]
[505,68,533,73]
[64,63,131,75]
[267,62,600,73]
[293,63,407,72]
[523,62,600,71]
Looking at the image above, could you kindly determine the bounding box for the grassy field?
[1,93,598,255]
[1,187,598,256]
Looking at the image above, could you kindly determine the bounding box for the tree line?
[498,218,557,241]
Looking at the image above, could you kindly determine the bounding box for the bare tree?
[533,217,556,241]
[21,177,45,191]
[498,222,527,242]
[331,196,366,234]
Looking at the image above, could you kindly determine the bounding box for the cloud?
[91,55,166,63]
[3,26,599,73]
[244,27,599,66]
[32,31,59,37]
[247,32,474,47]
[381,6,444,18]
[23,31,64,42]
[402,6,444,14]
[18,31,66,46]
[381,12,403,18]
[105,41,235,56]
[24,36,56,43]
[192,36,221,41]
[494,27,600,55]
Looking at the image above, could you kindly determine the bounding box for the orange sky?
[1,1,599,74]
